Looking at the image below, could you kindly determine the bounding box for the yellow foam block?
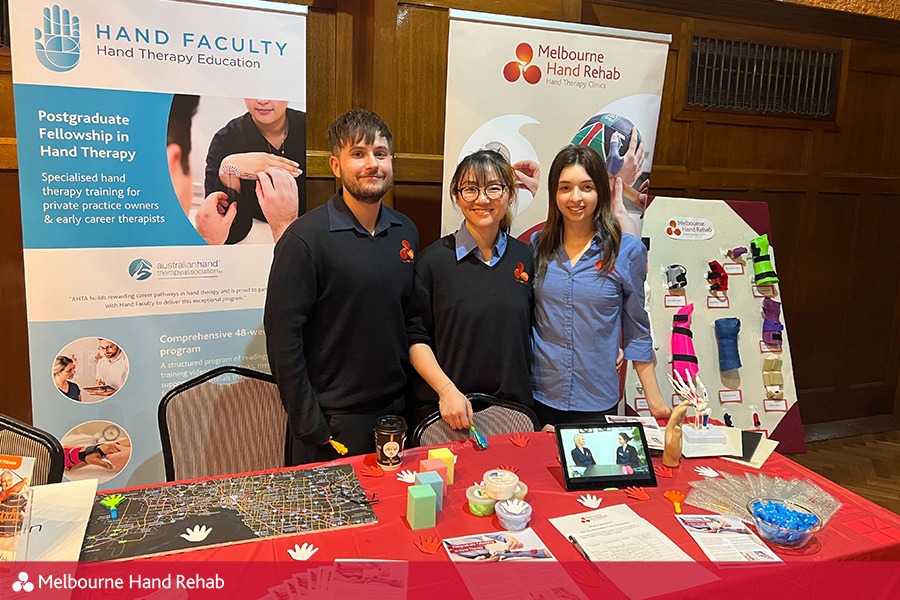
[428,447,455,484]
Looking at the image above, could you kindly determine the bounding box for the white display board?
[624,197,802,449]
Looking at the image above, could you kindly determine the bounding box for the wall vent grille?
[688,36,840,118]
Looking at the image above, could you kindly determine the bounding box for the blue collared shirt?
[532,233,653,412]
[327,190,402,236]
[454,221,508,266]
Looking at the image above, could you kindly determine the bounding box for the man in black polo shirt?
[265,110,418,463]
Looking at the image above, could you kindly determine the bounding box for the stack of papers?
[550,505,719,599]
[265,560,408,600]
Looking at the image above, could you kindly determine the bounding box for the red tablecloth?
[39,431,898,600]
[138,431,898,564]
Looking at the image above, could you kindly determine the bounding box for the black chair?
[158,366,290,481]
[0,413,64,485]
[411,393,540,447]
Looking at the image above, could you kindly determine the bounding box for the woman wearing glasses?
[407,150,534,429]
[531,145,671,426]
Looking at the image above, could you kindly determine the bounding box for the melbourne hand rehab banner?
[443,11,670,238]
[9,0,306,488]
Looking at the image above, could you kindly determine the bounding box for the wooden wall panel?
[0,171,29,422]
[844,193,900,389]
[654,50,690,169]
[394,5,449,157]
[819,70,898,175]
[701,124,811,173]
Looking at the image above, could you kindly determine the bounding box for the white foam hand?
[287,542,319,561]
[179,525,212,542]
[397,470,417,483]
[577,494,602,509]
[474,481,484,487]
[695,466,719,478]
[502,498,528,514]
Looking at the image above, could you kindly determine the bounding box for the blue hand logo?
[34,5,81,72]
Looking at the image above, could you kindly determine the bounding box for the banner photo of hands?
[442,10,669,239]
[8,0,307,488]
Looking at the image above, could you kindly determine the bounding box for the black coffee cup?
[374,415,406,471]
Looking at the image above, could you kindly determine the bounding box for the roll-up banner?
[443,10,670,239]
[9,0,307,488]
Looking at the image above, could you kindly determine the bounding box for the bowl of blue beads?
[748,498,822,548]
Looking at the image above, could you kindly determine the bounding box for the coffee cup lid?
[374,415,407,433]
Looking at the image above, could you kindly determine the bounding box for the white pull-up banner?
[443,10,670,239]
[9,0,307,488]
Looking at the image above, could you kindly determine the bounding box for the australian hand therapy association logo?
[129,258,153,281]
[34,4,81,72]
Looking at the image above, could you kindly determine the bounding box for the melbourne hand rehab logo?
[504,41,621,88]
[11,572,34,593]
[666,217,714,240]
[34,5,81,72]
[129,258,153,281]
[504,43,541,84]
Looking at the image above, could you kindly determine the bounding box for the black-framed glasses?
[457,184,507,202]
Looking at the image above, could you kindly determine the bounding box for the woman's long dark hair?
[534,144,622,279]
[449,149,517,231]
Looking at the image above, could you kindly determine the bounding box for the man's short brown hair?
[326,109,393,155]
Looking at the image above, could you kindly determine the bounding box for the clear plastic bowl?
[748,497,822,548]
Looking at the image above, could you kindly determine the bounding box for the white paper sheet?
[550,505,719,599]
[682,425,742,458]
[676,514,782,564]
[442,528,587,600]
[27,478,98,561]
[722,437,779,469]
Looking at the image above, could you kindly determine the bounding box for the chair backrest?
[0,413,64,485]
[412,393,540,447]
[158,366,288,481]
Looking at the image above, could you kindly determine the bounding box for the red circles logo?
[514,261,530,284]
[399,239,415,263]
[504,43,541,84]
[666,220,683,237]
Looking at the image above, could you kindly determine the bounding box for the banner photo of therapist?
[442,10,669,239]
[9,0,307,488]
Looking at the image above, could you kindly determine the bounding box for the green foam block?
[406,484,436,530]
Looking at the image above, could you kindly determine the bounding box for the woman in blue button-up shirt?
[531,145,671,426]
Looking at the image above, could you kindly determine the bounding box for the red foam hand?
[414,535,442,555]
[624,487,650,501]
[359,464,384,477]
[654,464,674,478]
[509,433,529,447]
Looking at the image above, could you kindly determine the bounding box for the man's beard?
[343,174,392,204]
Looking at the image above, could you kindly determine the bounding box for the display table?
[36,432,900,599]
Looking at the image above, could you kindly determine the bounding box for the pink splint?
[671,303,699,378]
